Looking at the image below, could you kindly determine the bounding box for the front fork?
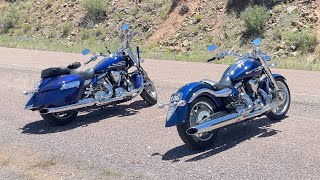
[258,57,284,99]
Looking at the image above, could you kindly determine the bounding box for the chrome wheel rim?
[272,81,290,115]
[52,111,73,119]
[189,101,214,141]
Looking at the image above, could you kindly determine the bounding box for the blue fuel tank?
[94,55,126,74]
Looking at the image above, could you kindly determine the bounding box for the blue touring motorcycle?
[161,38,290,150]
[24,23,157,125]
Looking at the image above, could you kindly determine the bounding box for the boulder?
[287,6,297,14]
[182,40,189,47]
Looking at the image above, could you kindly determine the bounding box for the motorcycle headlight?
[166,93,183,120]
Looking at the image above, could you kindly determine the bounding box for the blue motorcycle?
[24,23,157,125]
[161,38,290,150]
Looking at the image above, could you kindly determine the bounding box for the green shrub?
[284,29,317,54]
[0,8,19,34]
[79,28,91,40]
[61,22,72,38]
[82,0,107,24]
[47,27,56,39]
[22,24,32,33]
[194,13,202,23]
[241,5,269,35]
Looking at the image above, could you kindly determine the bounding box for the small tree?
[241,5,269,35]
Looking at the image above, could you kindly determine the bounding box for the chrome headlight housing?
[166,92,186,120]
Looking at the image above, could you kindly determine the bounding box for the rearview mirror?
[122,23,129,31]
[252,38,261,46]
[81,49,90,55]
[208,45,218,52]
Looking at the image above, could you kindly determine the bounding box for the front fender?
[272,74,286,81]
[165,82,224,127]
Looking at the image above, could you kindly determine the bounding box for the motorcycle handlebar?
[84,54,100,65]
[207,57,216,62]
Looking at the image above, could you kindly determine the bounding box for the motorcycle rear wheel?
[41,111,78,126]
[177,97,219,150]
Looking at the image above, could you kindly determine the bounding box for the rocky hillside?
[0,0,319,62]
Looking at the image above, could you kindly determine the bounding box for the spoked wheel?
[40,110,78,126]
[177,97,219,150]
[140,75,158,106]
[267,79,291,120]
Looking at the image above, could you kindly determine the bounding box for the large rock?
[287,6,297,14]
[182,40,189,47]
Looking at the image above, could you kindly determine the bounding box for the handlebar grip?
[207,57,216,62]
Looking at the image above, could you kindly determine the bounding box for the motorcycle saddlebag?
[28,74,85,109]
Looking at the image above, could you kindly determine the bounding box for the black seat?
[70,68,95,80]
[201,76,233,90]
[67,62,81,69]
[41,67,70,79]
[41,61,95,80]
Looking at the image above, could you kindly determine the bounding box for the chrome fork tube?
[125,48,140,67]
[258,56,280,91]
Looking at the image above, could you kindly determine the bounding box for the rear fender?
[165,82,225,127]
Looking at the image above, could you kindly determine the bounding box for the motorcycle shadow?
[20,100,149,134]
[161,116,287,163]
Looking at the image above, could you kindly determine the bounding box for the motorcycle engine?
[94,80,113,100]
[248,77,259,95]
[110,70,135,97]
[110,71,123,84]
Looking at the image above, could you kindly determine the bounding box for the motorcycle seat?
[41,65,95,80]
[41,67,70,79]
[201,76,233,90]
[67,62,81,69]
[70,68,95,80]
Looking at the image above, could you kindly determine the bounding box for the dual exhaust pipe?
[40,88,143,114]
[186,96,281,136]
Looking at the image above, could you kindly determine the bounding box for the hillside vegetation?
[0,0,319,70]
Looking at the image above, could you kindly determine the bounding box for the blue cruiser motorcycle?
[24,23,157,125]
[161,38,290,150]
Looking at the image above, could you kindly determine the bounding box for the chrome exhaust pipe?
[40,88,144,114]
[186,98,280,136]
[40,98,96,114]
[186,112,242,135]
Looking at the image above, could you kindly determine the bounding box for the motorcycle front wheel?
[266,79,291,120]
[177,97,219,150]
[140,76,157,106]
[40,111,78,126]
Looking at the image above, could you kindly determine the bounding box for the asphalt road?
[0,47,320,179]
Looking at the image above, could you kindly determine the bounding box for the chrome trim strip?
[188,88,232,103]
[60,81,80,90]
[24,104,34,110]
[245,66,263,74]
